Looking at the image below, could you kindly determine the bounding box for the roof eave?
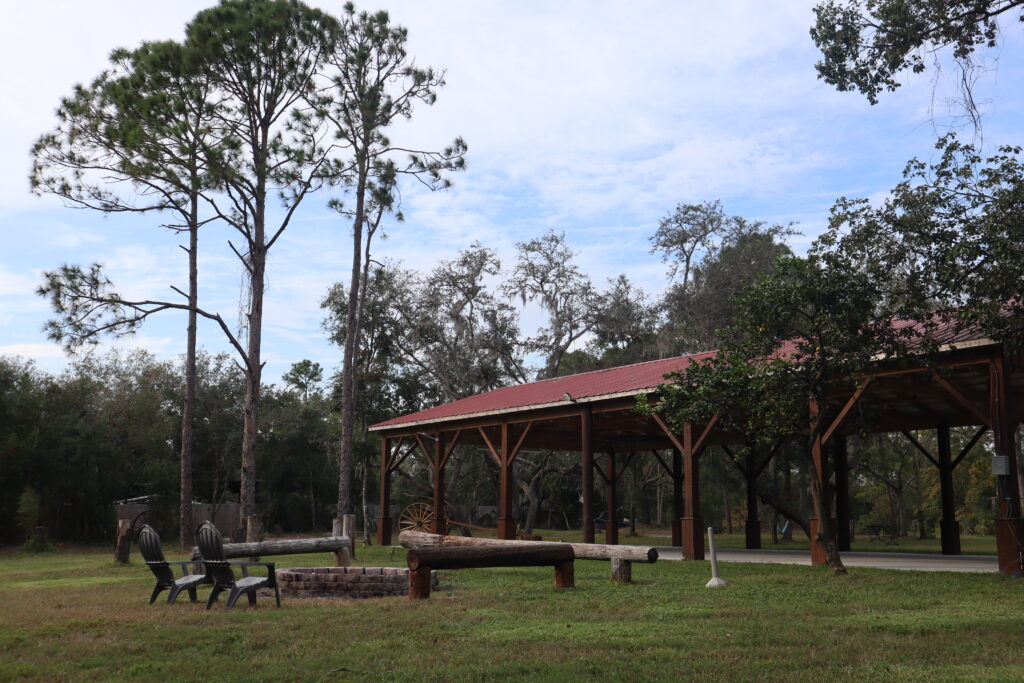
[368,386,658,433]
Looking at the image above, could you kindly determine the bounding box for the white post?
[334,518,352,567]
[705,526,728,588]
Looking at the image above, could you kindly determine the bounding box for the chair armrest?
[170,560,197,577]
[228,561,276,578]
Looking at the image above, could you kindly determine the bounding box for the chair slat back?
[138,525,165,563]
[197,521,234,585]
[138,524,175,584]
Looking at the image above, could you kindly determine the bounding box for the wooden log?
[114,519,131,564]
[406,544,574,572]
[611,557,631,584]
[398,530,657,563]
[409,567,432,600]
[192,535,352,559]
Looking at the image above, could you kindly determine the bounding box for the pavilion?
[369,330,1024,574]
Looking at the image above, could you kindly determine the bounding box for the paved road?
[653,546,1000,573]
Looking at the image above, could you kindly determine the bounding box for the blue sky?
[3,1,1023,384]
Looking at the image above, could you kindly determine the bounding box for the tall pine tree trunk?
[338,170,367,521]
[179,191,199,549]
[239,237,266,542]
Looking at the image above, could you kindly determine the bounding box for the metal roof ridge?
[511,348,715,387]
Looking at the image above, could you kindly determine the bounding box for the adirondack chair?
[196,521,281,610]
[137,524,210,604]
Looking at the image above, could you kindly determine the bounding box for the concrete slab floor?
[654,546,1001,573]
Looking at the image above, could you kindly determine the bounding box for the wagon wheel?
[129,510,150,542]
[399,502,435,532]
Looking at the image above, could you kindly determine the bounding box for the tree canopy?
[811,0,1024,111]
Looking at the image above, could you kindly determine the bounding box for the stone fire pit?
[278,566,437,599]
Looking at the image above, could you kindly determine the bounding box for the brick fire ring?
[278,566,437,599]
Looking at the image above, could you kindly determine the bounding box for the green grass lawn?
[1,541,1020,681]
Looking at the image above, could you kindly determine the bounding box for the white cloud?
[0,342,67,361]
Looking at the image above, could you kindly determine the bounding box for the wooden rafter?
[508,421,535,464]
[440,429,463,469]
[615,452,634,481]
[650,414,686,454]
[593,460,610,484]
[651,449,674,478]
[900,430,940,468]
[953,426,987,469]
[477,427,502,467]
[932,372,992,428]
[414,434,432,470]
[651,413,718,456]
[693,415,719,454]
[390,440,418,473]
[822,377,874,445]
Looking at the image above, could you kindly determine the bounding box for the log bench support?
[399,530,657,584]
[407,545,575,599]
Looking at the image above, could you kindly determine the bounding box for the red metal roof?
[370,315,994,433]
[370,351,717,431]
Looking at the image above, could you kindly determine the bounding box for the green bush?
[16,487,41,539]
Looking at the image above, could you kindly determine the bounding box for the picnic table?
[866,525,898,545]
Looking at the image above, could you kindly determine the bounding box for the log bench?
[398,531,658,584]
[406,544,575,599]
[190,536,353,568]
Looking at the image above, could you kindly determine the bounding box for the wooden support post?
[610,557,631,583]
[744,461,760,550]
[672,447,683,547]
[682,424,704,560]
[991,357,1023,575]
[377,437,392,546]
[114,519,131,564]
[834,436,851,552]
[606,450,618,545]
[498,422,516,539]
[582,407,595,544]
[808,517,826,566]
[432,431,447,535]
[936,425,961,555]
[409,567,432,600]
[554,560,575,588]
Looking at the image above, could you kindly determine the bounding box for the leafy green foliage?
[503,230,598,379]
[820,134,1024,346]
[652,200,796,354]
[282,360,324,401]
[811,0,1024,105]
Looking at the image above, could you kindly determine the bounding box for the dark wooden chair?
[196,521,280,610]
[137,524,210,604]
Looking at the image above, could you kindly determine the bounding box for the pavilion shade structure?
[370,333,1024,573]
